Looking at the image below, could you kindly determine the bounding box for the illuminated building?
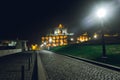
[77,32,90,43]
[41,24,74,47]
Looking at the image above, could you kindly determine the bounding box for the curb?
[37,52,47,80]
[60,54,120,72]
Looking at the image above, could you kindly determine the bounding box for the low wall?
[0,49,22,57]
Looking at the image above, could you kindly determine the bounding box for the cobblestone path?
[39,50,120,80]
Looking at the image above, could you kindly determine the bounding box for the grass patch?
[50,44,120,67]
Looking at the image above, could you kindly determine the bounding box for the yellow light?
[60,41,63,44]
[60,39,63,42]
[31,44,38,50]
[56,40,59,42]
[64,40,67,42]
[42,37,44,40]
[94,35,97,38]
[57,29,61,34]
[46,37,48,40]
[93,33,98,39]
[80,37,84,42]
[52,40,55,43]
[53,36,55,39]
[53,44,56,47]
[56,36,59,39]
[64,43,67,45]
[64,36,67,38]
[60,36,63,38]
[58,24,63,28]
[86,38,88,41]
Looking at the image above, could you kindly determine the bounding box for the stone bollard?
[30,54,32,63]
[21,65,25,80]
[28,57,31,71]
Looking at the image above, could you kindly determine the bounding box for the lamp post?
[96,8,107,58]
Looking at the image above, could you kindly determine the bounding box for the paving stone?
[39,50,120,80]
[0,52,35,80]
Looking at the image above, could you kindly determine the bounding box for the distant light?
[96,8,107,18]
[44,42,46,45]
[93,33,98,39]
[94,35,97,39]
[70,38,74,41]
[31,44,38,50]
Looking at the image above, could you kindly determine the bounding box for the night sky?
[1,0,120,44]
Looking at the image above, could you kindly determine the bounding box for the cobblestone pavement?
[0,51,35,80]
[39,50,120,80]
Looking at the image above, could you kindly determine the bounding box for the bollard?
[28,57,31,71]
[21,65,24,80]
[30,54,33,63]
[31,54,33,63]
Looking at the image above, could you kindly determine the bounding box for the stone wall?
[0,49,22,57]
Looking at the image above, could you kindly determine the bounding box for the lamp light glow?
[96,8,107,18]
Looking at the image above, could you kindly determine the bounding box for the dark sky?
[1,0,120,44]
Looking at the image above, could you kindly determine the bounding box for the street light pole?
[96,8,107,58]
[101,21,106,57]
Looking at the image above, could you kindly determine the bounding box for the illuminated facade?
[77,32,90,43]
[54,24,70,35]
[41,24,74,47]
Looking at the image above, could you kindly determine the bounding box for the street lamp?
[96,8,107,58]
[96,8,106,18]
